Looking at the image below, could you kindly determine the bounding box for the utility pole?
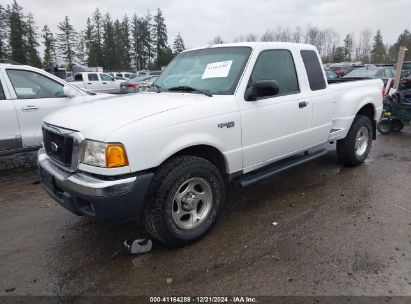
[393,46,408,90]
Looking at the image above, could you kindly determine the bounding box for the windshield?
[155,47,252,95]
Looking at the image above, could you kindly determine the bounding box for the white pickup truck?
[70,72,126,94]
[0,62,108,156]
[38,43,383,246]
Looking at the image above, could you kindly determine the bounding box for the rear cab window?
[300,50,327,91]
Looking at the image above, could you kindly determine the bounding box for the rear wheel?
[337,115,372,166]
[144,156,225,247]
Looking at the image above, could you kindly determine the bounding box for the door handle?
[299,101,308,108]
[102,82,107,84]
[22,105,39,111]
[87,82,92,85]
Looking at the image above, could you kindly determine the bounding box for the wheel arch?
[161,144,229,177]
[356,103,377,139]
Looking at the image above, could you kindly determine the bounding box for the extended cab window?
[300,50,326,91]
[100,73,113,81]
[88,73,98,81]
[0,81,5,100]
[251,50,299,95]
[7,69,64,99]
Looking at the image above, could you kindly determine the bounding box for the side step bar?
[238,149,329,188]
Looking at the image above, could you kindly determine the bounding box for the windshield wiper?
[167,86,213,97]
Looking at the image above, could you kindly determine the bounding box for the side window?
[384,69,394,78]
[88,73,98,81]
[300,50,327,91]
[100,73,113,81]
[74,73,83,81]
[251,50,299,95]
[6,69,64,99]
[0,81,5,100]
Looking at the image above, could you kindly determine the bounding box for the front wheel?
[337,115,373,166]
[144,156,225,247]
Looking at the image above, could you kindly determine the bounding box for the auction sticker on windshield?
[202,60,233,79]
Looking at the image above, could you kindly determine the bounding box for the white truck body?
[0,63,110,156]
[44,43,383,175]
[38,43,383,245]
[70,72,125,94]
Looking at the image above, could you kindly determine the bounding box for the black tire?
[377,120,392,134]
[337,115,373,166]
[391,119,404,132]
[143,156,225,247]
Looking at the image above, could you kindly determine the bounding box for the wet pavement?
[0,129,410,297]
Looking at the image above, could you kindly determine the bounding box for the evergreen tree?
[143,10,153,67]
[332,46,345,62]
[113,19,123,69]
[57,16,77,69]
[26,13,42,67]
[0,4,8,59]
[343,34,353,61]
[131,14,144,70]
[91,8,104,66]
[102,13,116,70]
[388,29,411,61]
[76,30,87,65]
[153,8,168,68]
[120,15,131,70]
[371,30,386,63]
[131,11,152,70]
[42,25,56,67]
[172,32,185,55]
[84,17,98,66]
[8,0,27,64]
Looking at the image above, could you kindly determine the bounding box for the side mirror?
[245,80,280,101]
[63,86,77,98]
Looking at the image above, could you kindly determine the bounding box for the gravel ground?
[0,129,410,298]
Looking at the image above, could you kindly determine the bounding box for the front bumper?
[37,148,153,220]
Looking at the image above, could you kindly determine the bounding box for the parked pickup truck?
[0,62,109,156]
[70,72,126,94]
[38,43,383,246]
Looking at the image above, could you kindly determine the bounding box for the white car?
[0,62,109,156]
[70,72,125,94]
[38,42,383,246]
[110,72,133,79]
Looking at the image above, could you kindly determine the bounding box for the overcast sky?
[4,0,411,47]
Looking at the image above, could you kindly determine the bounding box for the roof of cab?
[184,42,318,53]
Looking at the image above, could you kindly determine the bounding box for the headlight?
[83,140,128,168]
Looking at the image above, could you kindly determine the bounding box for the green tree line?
[0,0,186,71]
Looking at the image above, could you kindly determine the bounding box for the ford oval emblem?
[50,142,59,152]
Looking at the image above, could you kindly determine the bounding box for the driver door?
[5,68,75,148]
[239,49,313,171]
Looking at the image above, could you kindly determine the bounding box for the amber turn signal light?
[106,144,128,168]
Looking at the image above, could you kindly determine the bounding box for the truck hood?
[44,92,206,140]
